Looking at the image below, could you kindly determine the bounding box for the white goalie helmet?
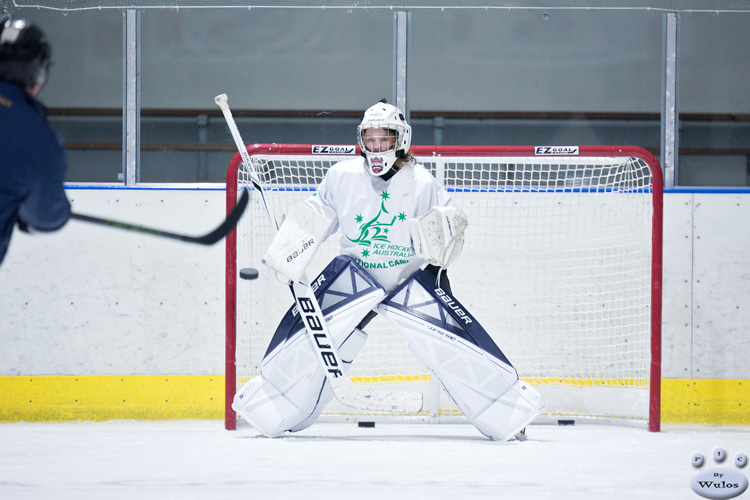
[357,100,412,176]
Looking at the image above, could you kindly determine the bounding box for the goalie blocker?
[234,255,545,441]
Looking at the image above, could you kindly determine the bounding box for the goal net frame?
[224,144,663,433]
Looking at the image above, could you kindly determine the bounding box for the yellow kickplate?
[2,376,749,424]
[661,379,750,425]
[0,375,223,422]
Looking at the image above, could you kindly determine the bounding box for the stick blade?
[69,189,248,246]
[190,189,249,245]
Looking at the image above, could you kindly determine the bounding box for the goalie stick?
[70,190,248,246]
[215,93,422,414]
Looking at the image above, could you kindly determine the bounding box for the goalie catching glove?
[409,205,468,269]
[262,203,334,283]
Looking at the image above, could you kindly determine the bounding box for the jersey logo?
[346,190,413,270]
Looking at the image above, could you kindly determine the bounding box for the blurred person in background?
[0,18,70,267]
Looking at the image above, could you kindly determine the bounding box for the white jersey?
[301,157,451,292]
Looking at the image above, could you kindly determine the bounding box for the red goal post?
[225,144,663,432]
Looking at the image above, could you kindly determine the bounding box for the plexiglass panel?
[138,8,392,182]
[5,2,750,185]
[677,12,750,187]
[6,9,123,182]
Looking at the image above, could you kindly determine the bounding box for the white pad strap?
[409,205,468,269]
[262,203,333,283]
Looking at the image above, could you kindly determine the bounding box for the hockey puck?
[358,421,375,428]
[239,268,259,280]
[558,419,576,426]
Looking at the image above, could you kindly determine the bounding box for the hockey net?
[225,144,663,432]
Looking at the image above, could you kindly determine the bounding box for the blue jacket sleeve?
[15,94,71,232]
[17,137,71,232]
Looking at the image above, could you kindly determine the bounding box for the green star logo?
[361,249,370,258]
[346,190,405,247]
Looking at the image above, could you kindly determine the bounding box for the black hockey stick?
[70,190,249,245]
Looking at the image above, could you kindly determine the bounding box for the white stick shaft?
[214,93,279,230]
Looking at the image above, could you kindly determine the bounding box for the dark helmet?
[0,19,51,89]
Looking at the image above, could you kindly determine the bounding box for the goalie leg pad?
[377,269,546,441]
[471,379,545,441]
[233,328,368,437]
[233,256,385,436]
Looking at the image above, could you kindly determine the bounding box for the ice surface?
[1,420,749,500]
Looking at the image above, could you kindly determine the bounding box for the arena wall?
[1,187,748,425]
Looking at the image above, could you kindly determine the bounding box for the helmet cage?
[357,102,411,177]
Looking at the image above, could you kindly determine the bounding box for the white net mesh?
[232,147,658,422]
